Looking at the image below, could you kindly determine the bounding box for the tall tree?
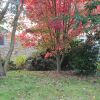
[0,0,10,76]
[0,0,24,76]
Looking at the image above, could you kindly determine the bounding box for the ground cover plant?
[0,71,100,100]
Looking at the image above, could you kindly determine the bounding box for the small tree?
[23,0,100,72]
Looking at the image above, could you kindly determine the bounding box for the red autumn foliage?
[19,0,99,49]
[17,32,40,47]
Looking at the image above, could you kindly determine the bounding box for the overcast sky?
[0,0,36,34]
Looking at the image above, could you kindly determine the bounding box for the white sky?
[0,0,36,35]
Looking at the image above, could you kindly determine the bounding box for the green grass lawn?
[0,71,100,100]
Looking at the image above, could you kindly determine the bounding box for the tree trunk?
[0,0,24,76]
[0,0,10,76]
[0,62,6,76]
[56,54,61,72]
[0,54,6,76]
[4,2,24,74]
[56,53,65,72]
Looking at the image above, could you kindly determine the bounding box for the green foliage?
[0,58,16,70]
[32,50,45,58]
[97,62,100,71]
[68,40,99,75]
[15,55,27,69]
[73,0,100,31]
[8,61,16,70]
[25,55,56,71]
[89,14,100,25]
[85,0,100,10]
[70,39,83,48]
[62,14,70,23]
[29,28,51,34]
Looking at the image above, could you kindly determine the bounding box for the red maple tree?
[18,0,100,71]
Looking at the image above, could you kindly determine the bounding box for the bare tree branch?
[0,0,10,22]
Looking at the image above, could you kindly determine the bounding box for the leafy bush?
[32,50,45,58]
[97,62,100,71]
[8,61,16,70]
[0,57,16,70]
[25,55,56,71]
[61,55,73,70]
[68,40,99,75]
[15,55,27,69]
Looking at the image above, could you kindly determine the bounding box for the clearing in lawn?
[0,71,100,100]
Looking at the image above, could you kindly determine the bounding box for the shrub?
[68,40,99,75]
[61,55,73,71]
[24,57,34,70]
[97,62,100,71]
[61,40,83,71]
[15,55,27,69]
[8,61,16,70]
[24,55,56,71]
[0,57,16,70]
[32,50,45,58]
